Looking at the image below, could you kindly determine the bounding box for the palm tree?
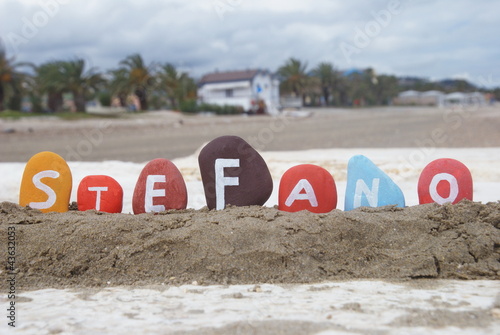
[277,58,308,99]
[119,54,154,111]
[107,68,130,107]
[33,59,103,113]
[312,62,341,106]
[0,47,30,112]
[158,63,196,109]
[372,75,399,105]
[59,59,103,112]
[35,62,66,112]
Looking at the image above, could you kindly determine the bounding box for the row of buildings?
[26,69,492,114]
[393,90,491,107]
[198,71,493,113]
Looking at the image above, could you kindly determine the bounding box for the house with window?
[197,69,280,114]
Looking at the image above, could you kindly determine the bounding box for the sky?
[1,0,499,87]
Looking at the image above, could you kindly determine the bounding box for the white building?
[444,92,487,106]
[395,90,486,107]
[198,69,280,115]
[421,90,446,107]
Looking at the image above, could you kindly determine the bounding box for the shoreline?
[1,106,500,163]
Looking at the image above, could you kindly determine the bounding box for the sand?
[5,280,499,334]
[1,107,499,333]
[1,106,500,163]
[1,200,498,290]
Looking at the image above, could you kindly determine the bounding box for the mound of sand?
[1,200,499,289]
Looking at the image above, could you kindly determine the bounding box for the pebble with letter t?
[77,175,123,213]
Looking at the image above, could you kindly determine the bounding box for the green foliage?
[179,99,197,113]
[277,58,308,98]
[2,46,499,115]
[158,63,197,110]
[117,53,154,111]
[98,91,112,107]
[0,48,31,112]
[0,110,111,120]
[179,101,243,115]
[31,59,103,112]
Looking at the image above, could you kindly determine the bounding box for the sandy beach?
[1,106,500,163]
[1,106,499,334]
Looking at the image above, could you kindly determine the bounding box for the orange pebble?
[19,151,72,213]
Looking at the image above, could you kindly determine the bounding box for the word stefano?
[18,136,474,214]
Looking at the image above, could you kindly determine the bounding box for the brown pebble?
[198,136,273,210]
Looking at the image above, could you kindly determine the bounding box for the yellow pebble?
[19,151,72,213]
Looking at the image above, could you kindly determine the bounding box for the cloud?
[0,0,499,86]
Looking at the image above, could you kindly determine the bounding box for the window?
[225,89,234,98]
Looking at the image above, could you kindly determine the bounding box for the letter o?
[429,173,459,204]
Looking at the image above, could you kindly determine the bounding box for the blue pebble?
[345,155,405,211]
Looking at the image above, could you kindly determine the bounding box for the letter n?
[353,178,380,208]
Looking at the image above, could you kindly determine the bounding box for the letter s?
[29,170,59,209]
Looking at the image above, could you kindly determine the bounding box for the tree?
[119,54,154,111]
[312,62,342,106]
[59,59,103,112]
[277,58,308,99]
[35,62,66,112]
[373,75,399,105]
[157,63,196,109]
[107,68,130,107]
[34,59,102,113]
[0,47,30,112]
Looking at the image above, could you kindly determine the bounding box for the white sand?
[2,281,499,334]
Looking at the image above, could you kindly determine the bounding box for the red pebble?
[278,164,337,213]
[132,158,187,214]
[77,175,123,213]
[418,158,473,205]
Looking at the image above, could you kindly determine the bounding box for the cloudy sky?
[1,0,499,87]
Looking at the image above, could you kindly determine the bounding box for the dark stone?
[198,136,273,210]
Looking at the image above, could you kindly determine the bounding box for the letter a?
[215,158,240,210]
[285,179,318,207]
